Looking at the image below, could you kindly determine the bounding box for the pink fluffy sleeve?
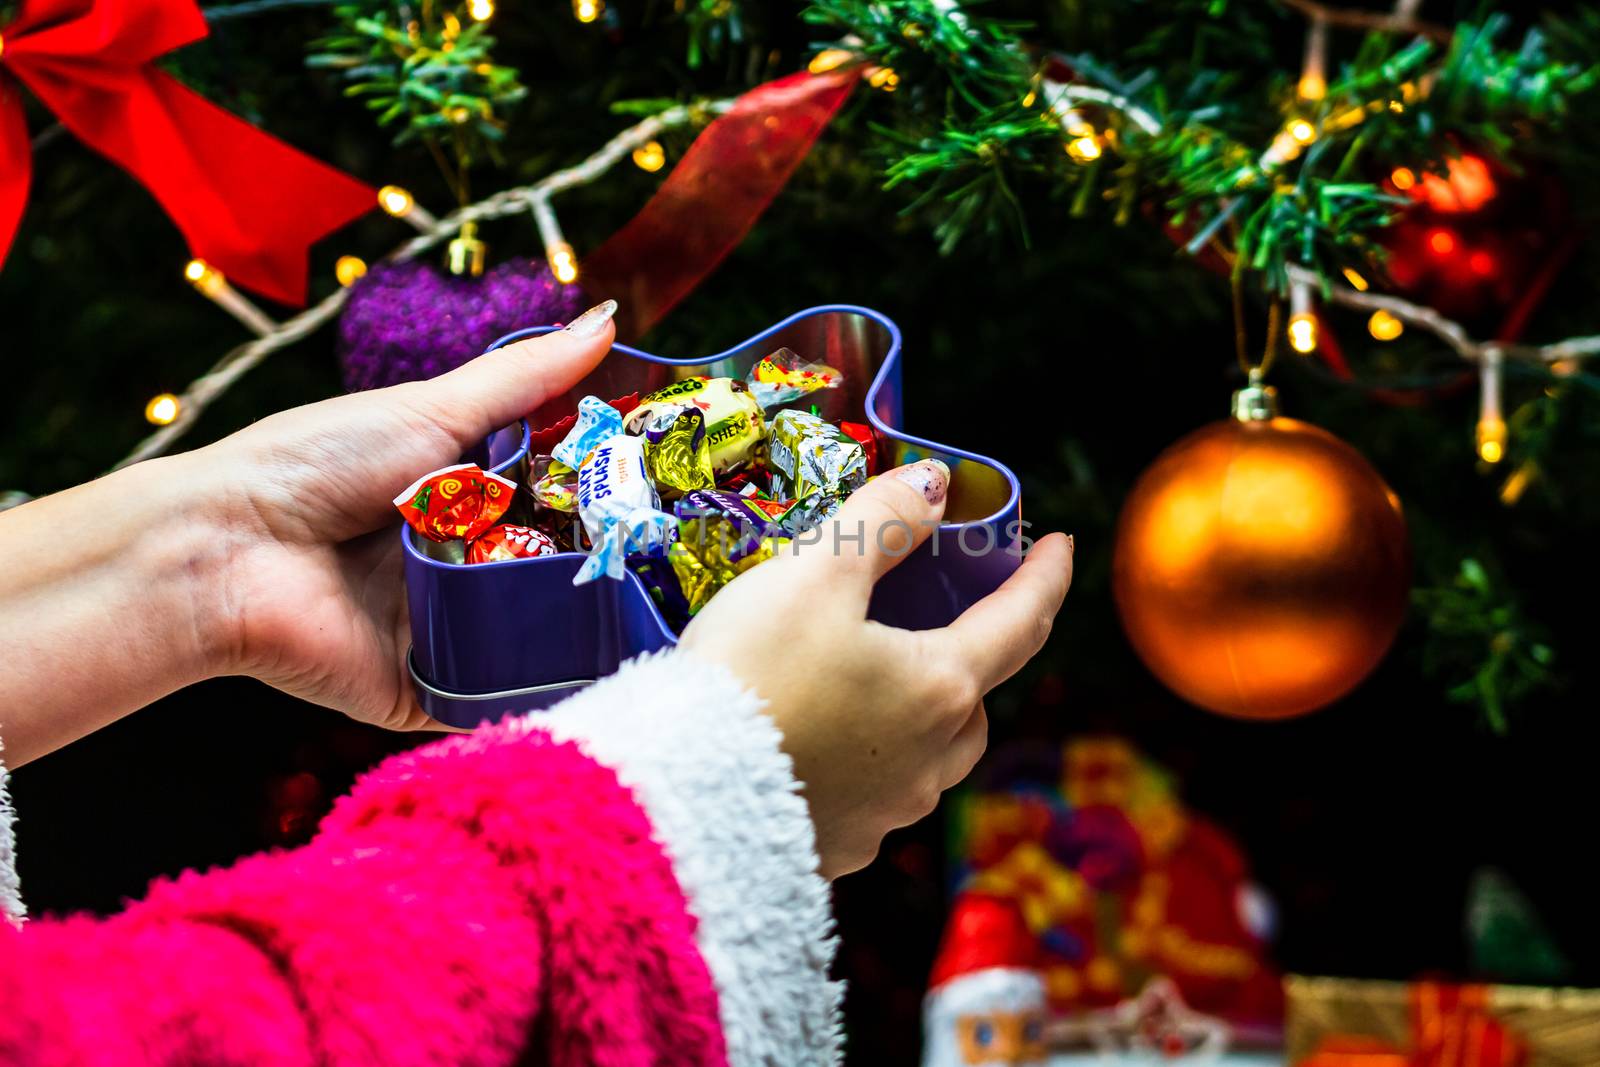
[0,724,726,1067]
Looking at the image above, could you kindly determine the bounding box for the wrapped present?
[1286,976,1600,1067]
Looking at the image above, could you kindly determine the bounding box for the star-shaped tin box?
[403,306,1024,727]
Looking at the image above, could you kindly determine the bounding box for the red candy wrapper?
[840,421,880,475]
[466,524,561,564]
[394,463,517,543]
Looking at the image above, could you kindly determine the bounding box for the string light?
[1390,167,1416,191]
[1287,282,1317,353]
[1477,349,1505,464]
[1298,13,1328,101]
[184,257,224,296]
[1066,135,1102,163]
[1286,119,1316,145]
[572,0,602,23]
[1367,310,1404,341]
[808,48,855,74]
[467,0,493,20]
[1341,268,1370,291]
[144,393,181,426]
[1427,228,1456,256]
[868,67,900,92]
[335,255,368,287]
[183,259,278,336]
[378,185,412,215]
[548,241,579,284]
[377,184,437,233]
[1499,462,1535,506]
[632,140,667,172]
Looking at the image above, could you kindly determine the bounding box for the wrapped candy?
[676,488,785,561]
[839,421,880,475]
[745,348,844,409]
[639,407,715,494]
[668,498,790,615]
[529,455,580,512]
[553,395,625,470]
[573,434,675,584]
[625,376,766,473]
[766,409,869,528]
[394,463,517,543]
[466,524,560,564]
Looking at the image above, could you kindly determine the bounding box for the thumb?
[417,299,617,450]
[803,458,951,595]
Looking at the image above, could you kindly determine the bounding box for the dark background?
[5,2,1599,1063]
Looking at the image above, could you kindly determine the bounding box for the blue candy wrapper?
[553,395,625,470]
[573,433,674,584]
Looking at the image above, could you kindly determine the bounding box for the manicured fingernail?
[896,458,950,505]
[562,299,618,338]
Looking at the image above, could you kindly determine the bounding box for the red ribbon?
[1,0,376,306]
[585,65,861,338]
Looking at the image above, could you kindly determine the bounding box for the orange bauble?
[1113,400,1410,720]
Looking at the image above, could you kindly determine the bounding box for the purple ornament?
[337,259,587,391]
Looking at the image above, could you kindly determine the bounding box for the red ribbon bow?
[1,0,376,305]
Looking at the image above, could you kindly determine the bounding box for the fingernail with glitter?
[1067,534,1075,555]
[895,459,950,505]
[562,299,618,338]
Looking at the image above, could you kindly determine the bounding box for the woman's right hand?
[678,459,1073,879]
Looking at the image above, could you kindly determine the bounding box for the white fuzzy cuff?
[0,735,23,924]
[520,649,844,1067]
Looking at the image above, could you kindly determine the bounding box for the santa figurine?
[922,893,1049,1067]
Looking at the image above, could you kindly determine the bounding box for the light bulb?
[1286,119,1316,145]
[335,255,368,287]
[1477,418,1506,464]
[183,259,224,296]
[1066,135,1102,163]
[808,49,854,74]
[1341,268,1370,291]
[378,185,415,217]
[1287,313,1317,354]
[1390,167,1416,191]
[572,0,602,23]
[1367,310,1404,341]
[145,393,181,426]
[467,0,493,20]
[868,67,899,91]
[632,141,666,173]
[1297,73,1326,101]
[548,241,579,284]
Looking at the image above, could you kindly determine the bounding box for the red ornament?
[1380,152,1574,334]
[0,0,376,305]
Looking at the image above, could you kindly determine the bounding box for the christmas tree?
[5,0,1599,1059]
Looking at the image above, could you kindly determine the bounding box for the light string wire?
[0,97,738,513]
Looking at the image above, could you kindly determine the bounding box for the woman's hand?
[0,302,617,764]
[200,302,620,731]
[678,460,1073,878]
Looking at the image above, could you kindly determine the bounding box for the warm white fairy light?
[1477,348,1506,464]
[1298,13,1329,101]
[145,393,181,426]
[1287,282,1317,354]
[572,0,602,23]
[377,185,437,232]
[1368,309,1404,341]
[467,0,493,20]
[631,140,666,172]
[808,48,855,74]
[335,255,368,287]
[183,259,278,336]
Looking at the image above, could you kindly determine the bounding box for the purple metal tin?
[403,305,1023,727]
